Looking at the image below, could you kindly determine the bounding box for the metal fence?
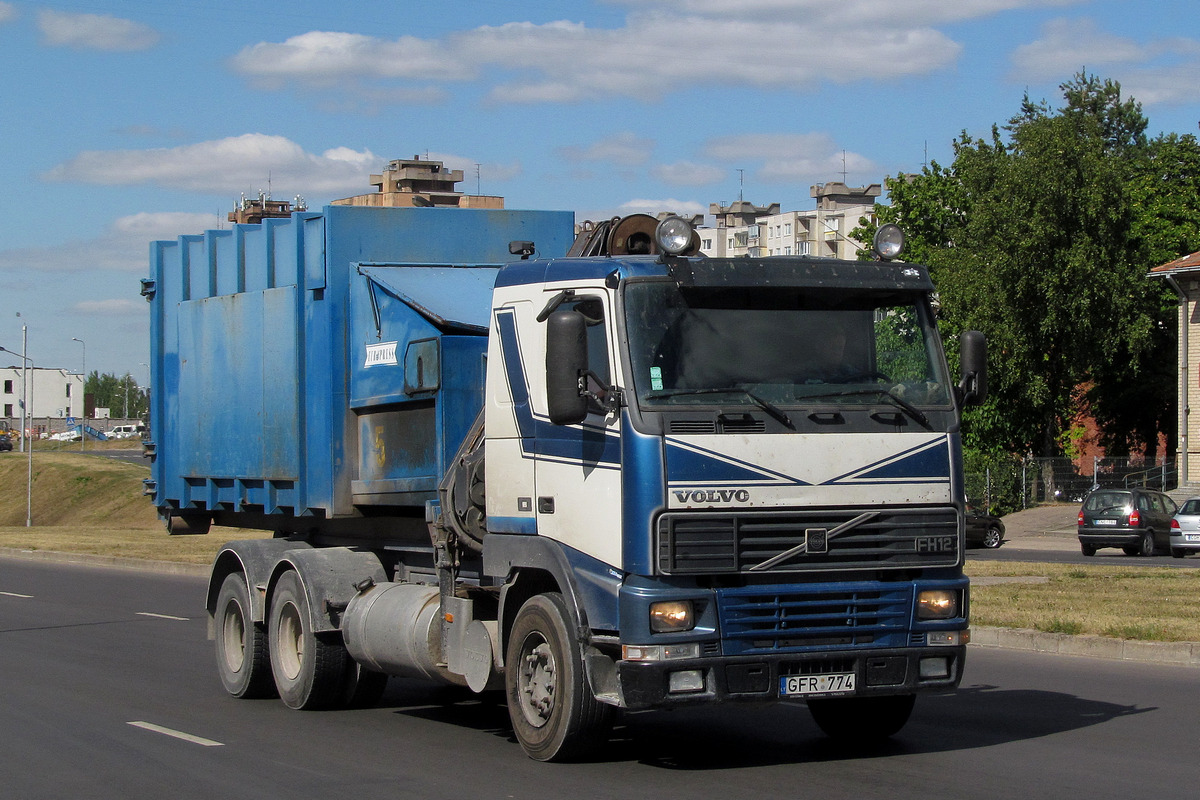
[965,455,1177,514]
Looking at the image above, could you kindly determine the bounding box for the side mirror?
[958,330,987,406]
[545,309,589,426]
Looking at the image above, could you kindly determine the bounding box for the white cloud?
[1011,18,1200,107]
[559,133,655,166]
[617,198,707,217]
[606,0,1081,27]
[652,161,725,187]
[0,212,221,274]
[230,10,964,106]
[37,10,159,51]
[703,133,877,183]
[0,3,16,25]
[43,134,380,196]
[1010,18,1146,82]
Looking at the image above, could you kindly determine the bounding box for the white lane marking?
[0,591,34,598]
[127,721,223,747]
[136,612,190,621]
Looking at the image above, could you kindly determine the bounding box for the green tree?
[869,72,1181,460]
[84,371,148,419]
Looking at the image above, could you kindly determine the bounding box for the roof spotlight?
[655,216,695,256]
[872,224,906,261]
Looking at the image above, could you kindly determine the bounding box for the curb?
[970,626,1200,668]
[0,546,208,577]
[6,547,1198,668]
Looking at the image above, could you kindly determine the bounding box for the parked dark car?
[0,434,12,452]
[965,510,1005,549]
[1077,488,1178,557]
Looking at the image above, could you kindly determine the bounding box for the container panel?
[214,229,239,296]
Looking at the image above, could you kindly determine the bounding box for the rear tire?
[1080,542,1097,557]
[268,570,347,710]
[214,572,275,699]
[1172,547,1185,559]
[808,694,916,741]
[505,593,612,761]
[1140,531,1156,557]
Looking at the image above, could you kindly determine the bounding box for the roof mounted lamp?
[872,224,906,261]
[654,216,696,257]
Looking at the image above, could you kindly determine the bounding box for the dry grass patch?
[966,560,1200,642]
[0,450,267,563]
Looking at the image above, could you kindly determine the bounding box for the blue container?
[144,206,574,526]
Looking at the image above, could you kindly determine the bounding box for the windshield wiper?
[801,388,932,430]
[647,387,794,429]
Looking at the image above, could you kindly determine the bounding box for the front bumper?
[617,644,965,710]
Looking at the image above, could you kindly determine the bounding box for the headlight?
[654,216,695,256]
[917,589,959,620]
[873,224,905,260]
[649,600,695,632]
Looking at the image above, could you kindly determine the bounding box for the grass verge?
[0,450,267,564]
[966,560,1200,642]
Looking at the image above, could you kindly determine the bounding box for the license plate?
[1094,519,1118,526]
[781,673,856,696]
[1187,534,1200,543]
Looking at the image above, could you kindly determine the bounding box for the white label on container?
[364,341,398,367]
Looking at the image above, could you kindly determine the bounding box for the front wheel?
[982,526,1003,549]
[268,570,347,710]
[807,694,916,741]
[505,593,612,761]
[214,572,276,699]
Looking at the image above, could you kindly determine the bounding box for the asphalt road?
[1,556,1195,799]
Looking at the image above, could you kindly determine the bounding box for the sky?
[2,0,1199,381]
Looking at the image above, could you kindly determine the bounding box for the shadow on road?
[374,678,1151,768]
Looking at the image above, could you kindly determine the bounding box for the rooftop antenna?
[840,150,848,183]
[475,163,481,195]
[737,169,744,202]
[923,140,929,171]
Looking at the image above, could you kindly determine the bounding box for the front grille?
[718,583,913,655]
[657,507,959,574]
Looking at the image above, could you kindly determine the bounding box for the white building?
[1,366,85,429]
[700,183,881,260]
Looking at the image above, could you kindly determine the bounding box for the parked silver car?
[1170,497,1200,558]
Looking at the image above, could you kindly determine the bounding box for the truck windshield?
[624,281,950,410]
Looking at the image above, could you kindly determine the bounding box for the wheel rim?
[984,528,1000,548]
[220,597,247,674]
[516,635,556,729]
[1143,532,1155,555]
[277,600,305,681]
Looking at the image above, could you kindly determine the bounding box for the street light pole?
[72,337,85,450]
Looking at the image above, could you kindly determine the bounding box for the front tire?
[982,526,1003,549]
[214,572,275,699]
[268,569,347,710]
[807,694,916,741]
[505,593,612,761]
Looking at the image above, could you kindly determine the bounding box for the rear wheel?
[1140,531,1156,557]
[1080,542,1097,557]
[505,593,612,761]
[214,572,275,698]
[268,570,347,710]
[807,694,916,741]
[1172,547,1185,558]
